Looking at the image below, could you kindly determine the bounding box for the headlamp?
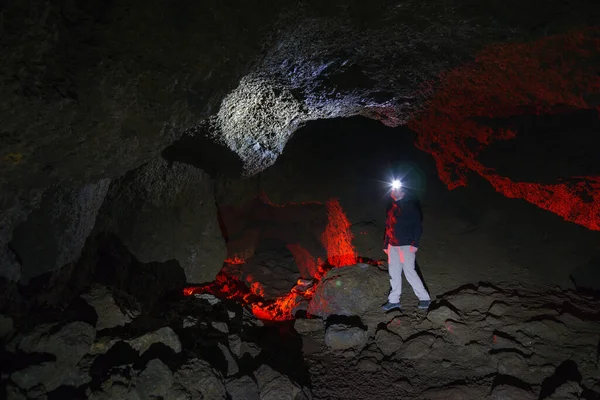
[391,179,401,189]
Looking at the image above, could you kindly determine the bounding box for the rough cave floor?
[3,115,600,399]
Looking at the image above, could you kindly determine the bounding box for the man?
[382,184,431,311]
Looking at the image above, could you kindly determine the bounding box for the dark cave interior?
[2,1,600,399]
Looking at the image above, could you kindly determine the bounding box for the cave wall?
[2,0,600,295]
[0,0,286,254]
[214,116,600,291]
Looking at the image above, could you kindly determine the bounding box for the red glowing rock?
[409,28,600,231]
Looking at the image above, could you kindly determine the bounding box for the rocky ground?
[2,262,599,399]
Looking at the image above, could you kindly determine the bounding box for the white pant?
[387,244,430,303]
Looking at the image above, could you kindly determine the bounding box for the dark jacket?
[383,197,423,248]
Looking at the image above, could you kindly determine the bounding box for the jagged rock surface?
[300,283,600,399]
[3,0,598,268]
[1,279,309,400]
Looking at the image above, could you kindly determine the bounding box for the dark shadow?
[491,373,532,392]
[414,260,430,296]
[428,298,462,316]
[134,342,182,372]
[89,341,139,389]
[92,233,187,313]
[325,315,368,330]
[254,321,310,388]
[477,108,600,184]
[161,127,244,179]
[47,385,88,400]
[216,205,230,243]
[0,351,56,375]
[489,347,532,359]
[570,254,600,298]
[582,388,600,400]
[539,360,582,399]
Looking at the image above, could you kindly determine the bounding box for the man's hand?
[409,245,418,253]
[383,248,388,255]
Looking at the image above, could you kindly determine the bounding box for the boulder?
[134,359,174,399]
[324,324,368,350]
[254,364,305,400]
[169,358,226,400]
[81,285,134,330]
[97,157,226,283]
[226,375,260,400]
[10,322,96,393]
[218,342,239,377]
[307,264,389,318]
[128,327,181,355]
[10,180,110,284]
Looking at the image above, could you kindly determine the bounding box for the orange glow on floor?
[224,256,247,265]
[409,28,600,230]
[183,197,358,321]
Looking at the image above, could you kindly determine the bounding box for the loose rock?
[325,324,368,350]
[226,375,260,400]
[128,326,181,355]
[81,285,133,330]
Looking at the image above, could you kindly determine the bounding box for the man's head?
[391,188,405,201]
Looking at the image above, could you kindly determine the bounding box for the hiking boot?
[417,300,431,310]
[382,302,402,311]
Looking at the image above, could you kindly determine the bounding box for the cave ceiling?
[1,0,600,249]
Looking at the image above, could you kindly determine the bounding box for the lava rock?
[226,375,260,400]
[0,314,14,340]
[5,384,27,400]
[375,329,403,356]
[97,157,226,283]
[420,385,489,400]
[62,354,96,388]
[0,245,21,282]
[307,264,389,318]
[128,327,182,355]
[228,334,242,357]
[170,358,226,400]
[427,304,461,326]
[183,316,199,328]
[294,318,325,335]
[357,357,380,372]
[240,341,262,358]
[10,321,96,393]
[212,321,229,334]
[217,342,239,377]
[486,384,536,400]
[89,366,135,399]
[324,323,368,350]
[253,364,306,400]
[545,381,584,400]
[81,285,133,330]
[395,333,436,360]
[134,359,174,399]
[10,180,110,284]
